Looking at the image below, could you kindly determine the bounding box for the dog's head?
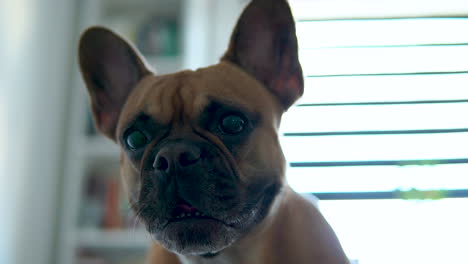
[78,0,303,256]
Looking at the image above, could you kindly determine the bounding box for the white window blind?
[280,15,468,264]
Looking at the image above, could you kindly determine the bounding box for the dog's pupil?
[221,115,245,134]
[127,130,147,149]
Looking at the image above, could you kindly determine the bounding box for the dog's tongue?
[175,201,198,214]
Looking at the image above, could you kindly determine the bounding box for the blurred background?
[2,0,468,263]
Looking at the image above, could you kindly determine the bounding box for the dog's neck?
[176,187,292,264]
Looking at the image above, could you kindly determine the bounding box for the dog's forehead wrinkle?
[137,74,179,125]
[143,64,280,127]
[205,98,259,122]
[138,71,209,127]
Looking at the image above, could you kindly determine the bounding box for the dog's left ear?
[222,0,304,110]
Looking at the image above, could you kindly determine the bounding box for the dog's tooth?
[181,213,185,218]
[187,213,191,217]
[195,212,200,216]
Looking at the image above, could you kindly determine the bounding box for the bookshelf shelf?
[83,136,120,160]
[77,229,152,250]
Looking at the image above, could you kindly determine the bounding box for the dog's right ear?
[79,26,150,139]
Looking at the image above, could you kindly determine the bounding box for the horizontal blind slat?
[298,99,468,107]
[311,190,468,200]
[300,46,468,76]
[287,164,468,193]
[284,128,468,137]
[290,159,468,167]
[299,74,468,104]
[281,133,468,162]
[297,18,468,48]
[281,103,468,132]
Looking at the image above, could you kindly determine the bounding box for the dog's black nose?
[153,141,201,172]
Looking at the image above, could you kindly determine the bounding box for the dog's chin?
[151,218,239,256]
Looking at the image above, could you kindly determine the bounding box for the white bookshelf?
[56,0,184,263]
[56,1,245,263]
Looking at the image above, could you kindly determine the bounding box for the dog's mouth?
[150,198,237,255]
[142,177,282,255]
[170,199,218,223]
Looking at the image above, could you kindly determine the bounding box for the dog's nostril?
[154,156,169,171]
[179,151,200,167]
[153,144,201,171]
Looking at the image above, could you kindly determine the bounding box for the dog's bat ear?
[222,0,303,110]
[78,26,151,139]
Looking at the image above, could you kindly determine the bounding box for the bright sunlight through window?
[280,17,468,264]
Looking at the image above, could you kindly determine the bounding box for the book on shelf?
[77,248,146,264]
[80,163,143,230]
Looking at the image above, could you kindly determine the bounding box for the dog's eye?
[219,114,245,134]
[126,130,148,150]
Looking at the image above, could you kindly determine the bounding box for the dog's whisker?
[125,198,148,233]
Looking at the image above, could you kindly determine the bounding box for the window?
[281,5,468,264]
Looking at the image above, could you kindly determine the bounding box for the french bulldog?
[78,0,349,263]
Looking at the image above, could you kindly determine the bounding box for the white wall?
[182,0,245,70]
[0,1,77,264]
